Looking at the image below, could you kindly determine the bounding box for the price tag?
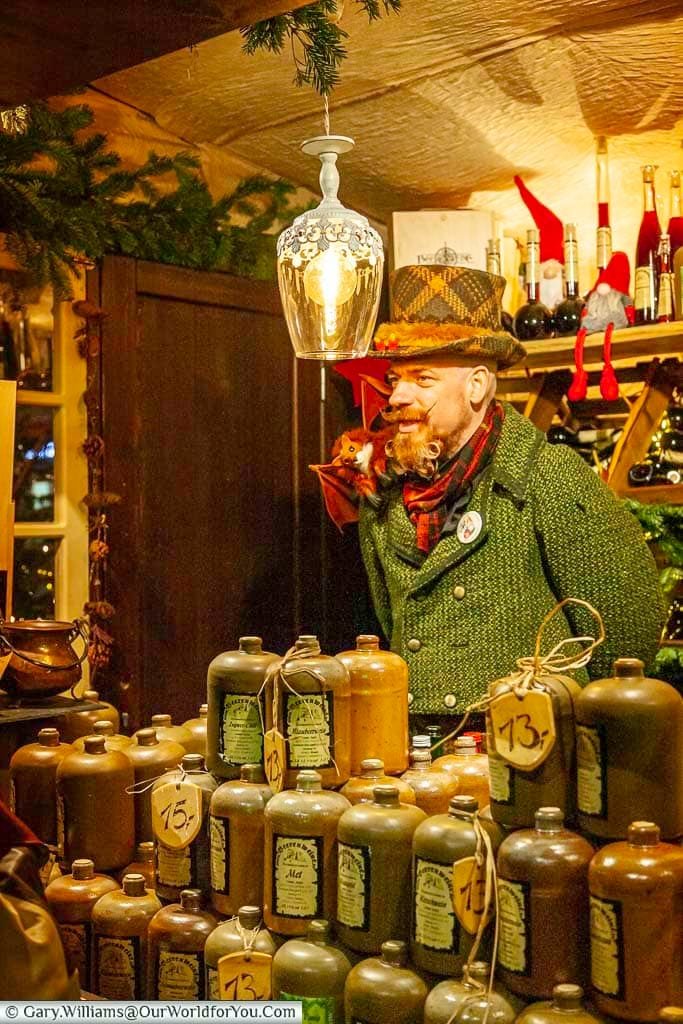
[264,729,286,793]
[217,950,272,1001]
[0,652,11,680]
[489,689,556,771]
[452,855,490,935]
[151,781,202,849]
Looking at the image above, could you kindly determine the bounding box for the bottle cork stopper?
[465,962,491,982]
[373,785,400,806]
[356,635,380,650]
[307,919,330,942]
[295,635,321,653]
[180,889,202,911]
[613,658,644,678]
[136,728,158,746]
[381,940,407,966]
[93,721,115,736]
[240,763,267,783]
[237,906,262,929]
[239,637,263,654]
[71,859,95,880]
[553,985,584,1010]
[151,714,172,727]
[535,807,564,832]
[122,873,147,897]
[412,735,431,749]
[360,758,384,775]
[182,753,204,771]
[296,770,322,791]
[83,690,100,701]
[628,821,660,847]
[38,728,60,747]
[83,736,106,755]
[450,795,479,815]
[136,842,154,863]
[455,736,477,749]
[199,704,208,717]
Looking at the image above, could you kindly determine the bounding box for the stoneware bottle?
[589,821,683,1020]
[411,795,503,976]
[335,635,409,776]
[204,905,277,1001]
[209,762,273,915]
[399,735,459,815]
[486,672,581,829]
[344,939,428,1024]
[124,727,185,845]
[182,704,208,757]
[152,753,218,901]
[72,720,132,753]
[433,736,490,810]
[424,962,518,1024]
[91,873,162,999]
[45,857,119,990]
[60,689,120,741]
[336,784,426,953]
[144,714,193,750]
[9,726,72,846]
[268,635,351,789]
[147,888,218,999]
[514,984,606,1024]
[273,918,352,1024]
[118,842,156,889]
[576,658,683,840]
[456,989,518,1024]
[496,807,594,999]
[56,735,135,871]
[264,769,350,936]
[341,759,416,806]
[207,636,280,779]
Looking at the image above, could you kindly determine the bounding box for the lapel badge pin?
[457,510,483,545]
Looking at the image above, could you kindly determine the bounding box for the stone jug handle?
[0,617,89,672]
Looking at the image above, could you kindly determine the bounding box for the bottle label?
[576,724,606,818]
[206,964,219,1001]
[281,992,336,1024]
[59,922,91,986]
[210,815,229,894]
[220,694,264,766]
[634,265,656,311]
[96,935,141,999]
[488,755,514,805]
[337,842,370,931]
[284,692,333,770]
[497,878,530,975]
[157,949,202,1000]
[413,856,459,953]
[157,841,193,888]
[658,272,674,318]
[590,895,625,999]
[597,227,612,269]
[273,835,323,919]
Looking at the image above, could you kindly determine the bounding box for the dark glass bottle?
[554,225,584,336]
[667,170,683,263]
[513,230,553,341]
[486,239,515,334]
[634,165,661,325]
[596,137,612,272]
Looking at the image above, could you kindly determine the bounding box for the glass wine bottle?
[667,170,683,261]
[486,238,514,333]
[657,233,674,323]
[554,224,585,336]
[596,137,612,271]
[634,165,661,325]
[513,229,553,341]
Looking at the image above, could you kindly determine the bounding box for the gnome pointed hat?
[514,175,564,264]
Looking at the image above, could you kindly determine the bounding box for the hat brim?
[368,321,526,371]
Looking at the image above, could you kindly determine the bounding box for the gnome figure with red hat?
[514,175,565,310]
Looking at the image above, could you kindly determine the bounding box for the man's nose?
[389,380,415,406]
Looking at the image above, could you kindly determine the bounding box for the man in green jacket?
[356,264,664,723]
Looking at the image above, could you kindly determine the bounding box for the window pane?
[14,405,56,522]
[0,279,53,391]
[12,537,60,620]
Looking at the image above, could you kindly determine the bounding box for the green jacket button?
[453,585,466,600]
[407,638,422,652]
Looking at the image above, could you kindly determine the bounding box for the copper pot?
[0,619,87,698]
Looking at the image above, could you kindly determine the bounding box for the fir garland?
[0,102,303,297]
[242,0,402,94]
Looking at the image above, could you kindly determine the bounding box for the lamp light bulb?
[303,248,358,308]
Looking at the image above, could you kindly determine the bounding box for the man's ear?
[468,365,494,405]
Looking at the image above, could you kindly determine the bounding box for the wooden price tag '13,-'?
[217,950,272,1001]
[263,729,286,794]
[452,855,490,935]
[489,689,556,771]
[151,781,202,849]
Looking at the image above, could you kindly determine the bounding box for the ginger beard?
[382,402,471,479]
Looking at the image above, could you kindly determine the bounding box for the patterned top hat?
[370,264,526,370]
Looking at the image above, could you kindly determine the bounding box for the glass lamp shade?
[277,135,384,360]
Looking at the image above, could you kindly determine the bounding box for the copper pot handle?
[0,617,89,672]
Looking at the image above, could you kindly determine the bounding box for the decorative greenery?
[242,0,402,94]
[0,102,302,297]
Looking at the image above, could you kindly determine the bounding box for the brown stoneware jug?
[56,735,135,871]
[433,736,490,810]
[10,727,72,846]
[344,939,428,1024]
[496,807,594,999]
[118,842,156,889]
[209,763,273,915]
[148,889,218,999]
[61,689,120,740]
[144,714,193,750]
[455,990,518,1024]
[515,984,606,1024]
[124,727,185,845]
[273,919,352,1024]
[182,704,208,757]
[400,735,459,815]
[589,821,683,1020]
[207,636,280,779]
[0,618,86,698]
[411,795,503,976]
[576,658,683,840]
[72,720,131,753]
[45,858,119,990]
[91,873,161,999]
[336,635,409,776]
[268,636,351,789]
[264,769,350,936]
[341,759,416,806]
[486,672,581,829]
[204,905,277,1001]
[424,962,518,1024]
[336,784,426,953]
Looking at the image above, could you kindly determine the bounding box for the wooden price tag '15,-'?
[217,950,272,1001]
[489,689,556,771]
[263,729,286,794]
[151,781,202,850]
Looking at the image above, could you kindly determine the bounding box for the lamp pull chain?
[323,93,331,137]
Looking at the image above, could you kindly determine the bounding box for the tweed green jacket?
[359,405,665,715]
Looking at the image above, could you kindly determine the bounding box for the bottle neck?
[670,172,681,219]
[563,228,579,298]
[486,244,501,276]
[642,169,657,214]
[526,236,540,301]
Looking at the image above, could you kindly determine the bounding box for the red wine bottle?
[554,224,585,336]
[596,137,612,271]
[486,238,515,333]
[513,229,553,341]
[657,233,674,322]
[634,165,661,324]
[667,170,683,262]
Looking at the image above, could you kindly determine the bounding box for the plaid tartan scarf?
[402,401,505,554]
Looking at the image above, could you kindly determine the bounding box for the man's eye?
[418,376,434,384]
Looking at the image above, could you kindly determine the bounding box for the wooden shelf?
[617,484,683,505]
